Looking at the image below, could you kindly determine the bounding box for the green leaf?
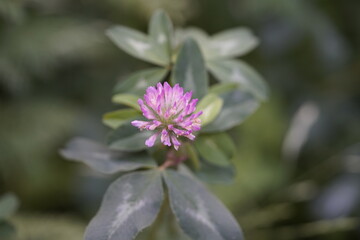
[108,122,152,152]
[197,93,223,126]
[60,138,156,174]
[103,109,141,129]
[195,158,236,184]
[149,10,173,64]
[0,193,19,220]
[209,82,238,95]
[172,38,208,99]
[175,28,209,55]
[208,59,269,101]
[163,170,243,240]
[112,93,141,111]
[106,26,167,66]
[207,27,258,59]
[184,144,200,170]
[114,68,168,95]
[85,170,164,240]
[202,90,259,133]
[0,221,16,239]
[194,133,235,167]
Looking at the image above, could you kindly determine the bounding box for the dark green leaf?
[114,68,168,95]
[172,39,208,99]
[195,133,235,167]
[208,59,269,100]
[0,193,19,220]
[106,26,167,66]
[103,109,141,129]
[202,90,259,133]
[60,138,156,174]
[108,122,152,152]
[85,170,164,240]
[0,221,16,239]
[149,10,173,64]
[163,170,243,240]
[195,158,236,184]
[112,93,141,111]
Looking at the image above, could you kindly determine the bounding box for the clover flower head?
[131,82,202,150]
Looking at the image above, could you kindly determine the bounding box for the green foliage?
[61,9,268,240]
[0,193,19,239]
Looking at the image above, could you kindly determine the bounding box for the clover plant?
[61,9,268,240]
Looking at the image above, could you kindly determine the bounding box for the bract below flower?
[131,82,202,150]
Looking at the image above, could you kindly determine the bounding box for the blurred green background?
[0,0,359,239]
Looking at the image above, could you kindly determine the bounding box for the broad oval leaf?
[103,109,141,129]
[172,38,208,99]
[175,27,209,55]
[112,93,141,111]
[85,170,164,240]
[0,193,19,220]
[149,10,173,64]
[106,26,166,66]
[194,133,235,167]
[114,68,168,95]
[195,158,236,184]
[108,122,152,152]
[163,170,243,240]
[202,90,259,133]
[208,59,269,101]
[207,27,258,59]
[197,93,223,126]
[209,82,238,95]
[60,138,156,174]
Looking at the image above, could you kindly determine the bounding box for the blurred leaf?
[175,28,209,55]
[163,170,243,240]
[60,138,156,174]
[112,93,141,111]
[195,133,235,167]
[106,26,167,66]
[0,221,16,239]
[172,38,208,99]
[195,158,236,184]
[103,109,140,129]
[206,28,259,59]
[149,9,173,64]
[114,68,168,95]
[209,82,239,95]
[208,59,269,100]
[197,93,223,126]
[107,122,152,152]
[0,193,19,220]
[184,144,200,170]
[85,170,163,240]
[202,90,259,133]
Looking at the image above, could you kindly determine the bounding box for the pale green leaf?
[112,94,141,111]
[197,94,223,126]
[172,38,208,99]
[106,26,167,66]
[85,170,164,240]
[60,138,156,174]
[207,27,259,59]
[208,59,269,101]
[103,109,140,129]
[114,68,168,95]
[209,82,238,95]
[149,10,173,64]
[163,170,244,240]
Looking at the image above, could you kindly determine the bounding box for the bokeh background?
[0,0,359,239]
